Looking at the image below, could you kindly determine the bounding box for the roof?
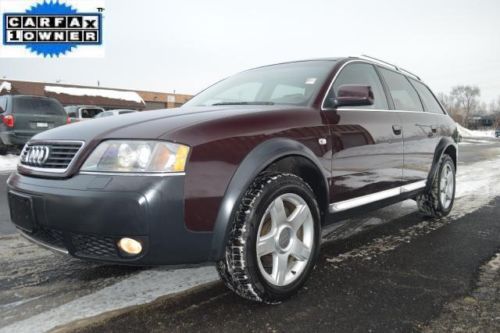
[254,56,423,81]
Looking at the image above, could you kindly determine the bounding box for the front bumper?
[6,172,213,265]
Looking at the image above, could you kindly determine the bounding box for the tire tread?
[216,172,315,304]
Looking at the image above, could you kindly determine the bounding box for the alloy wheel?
[439,163,454,210]
[256,193,314,287]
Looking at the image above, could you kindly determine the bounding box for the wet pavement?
[74,197,500,333]
[0,137,499,332]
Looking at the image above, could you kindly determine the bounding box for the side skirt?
[329,180,426,213]
[323,181,426,228]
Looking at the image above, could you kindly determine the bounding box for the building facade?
[0,80,192,110]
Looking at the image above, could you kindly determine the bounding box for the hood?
[31,105,294,143]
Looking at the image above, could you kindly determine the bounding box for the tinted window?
[409,79,445,114]
[328,63,388,109]
[0,96,7,112]
[378,68,423,111]
[13,97,65,115]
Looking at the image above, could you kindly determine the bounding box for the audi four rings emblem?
[23,146,50,166]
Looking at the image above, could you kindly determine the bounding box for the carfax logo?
[1,0,104,57]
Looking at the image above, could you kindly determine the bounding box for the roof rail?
[358,55,421,81]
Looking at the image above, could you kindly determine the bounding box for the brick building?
[0,79,191,110]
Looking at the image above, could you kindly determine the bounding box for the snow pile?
[0,154,19,172]
[457,123,495,138]
[0,81,12,93]
[44,86,145,105]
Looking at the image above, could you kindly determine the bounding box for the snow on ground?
[457,123,495,138]
[0,81,11,94]
[44,86,145,105]
[0,155,19,173]
[459,139,494,145]
[0,266,218,333]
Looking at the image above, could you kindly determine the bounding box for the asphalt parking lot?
[1,138,499,333]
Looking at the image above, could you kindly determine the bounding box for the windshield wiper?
[211,101,275,106]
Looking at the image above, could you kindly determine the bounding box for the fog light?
[117,237,142,255]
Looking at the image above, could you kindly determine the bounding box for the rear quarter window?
[409,79,445,114]
[13,97,65,116]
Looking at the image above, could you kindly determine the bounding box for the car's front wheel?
[217,173,320,303]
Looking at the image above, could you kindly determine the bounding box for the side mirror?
[330,85,374,108]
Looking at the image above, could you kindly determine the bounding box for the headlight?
[81,140,190,173]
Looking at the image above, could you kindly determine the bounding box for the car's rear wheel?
[216,173,320,303]
[417,154,456,218]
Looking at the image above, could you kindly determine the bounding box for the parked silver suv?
[64,105,105,122]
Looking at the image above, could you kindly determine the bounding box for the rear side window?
[378,68,423,111]
[409,79,445,114]
[13,97,65,115]
[328,63,388,109]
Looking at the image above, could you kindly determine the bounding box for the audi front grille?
[20,141,84,172]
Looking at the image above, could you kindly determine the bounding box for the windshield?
[184,61,335,107]
[13,96,65,115]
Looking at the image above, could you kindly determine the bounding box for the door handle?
[392,125,402,135]
[431,125,437,133]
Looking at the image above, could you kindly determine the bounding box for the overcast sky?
[1,0,499,102]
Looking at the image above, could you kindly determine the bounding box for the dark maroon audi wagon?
[7,56,458,303]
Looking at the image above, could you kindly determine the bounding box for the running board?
[329,180,426,213]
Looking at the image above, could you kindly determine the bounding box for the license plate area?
[8,191,35,233]
[36,122,48,128]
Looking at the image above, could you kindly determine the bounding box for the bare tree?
[477,101,489,115]
[437,92,464,124]
[437,92,453,111]
[450,85,480,126]
[492,96,500,128]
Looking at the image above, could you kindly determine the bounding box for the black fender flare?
[426,137,458,191]
[209,138,329,261]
